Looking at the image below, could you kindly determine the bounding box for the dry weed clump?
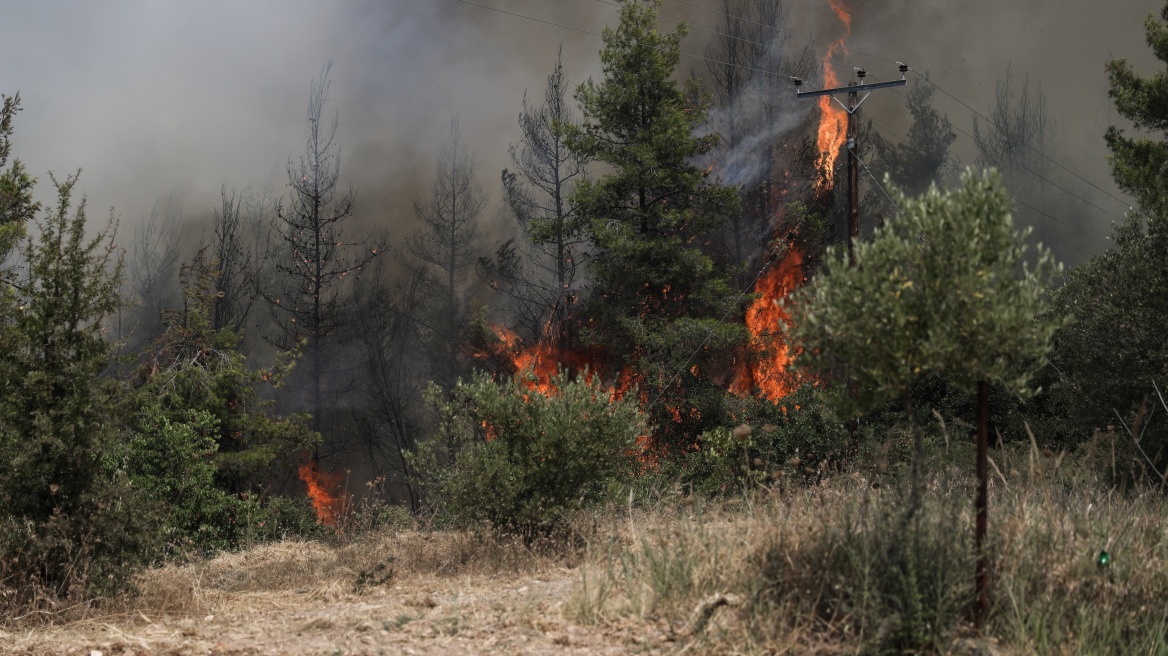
[568,441,1168,654]
[122,526,583,621]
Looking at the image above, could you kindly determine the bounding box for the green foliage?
[0,92,39,264]
[130,251,317,495]
[119,251,318,552]
[0,172,149,601]
[566,0,745,450]
[684,385,851,495]
[1043,4,1168,463]
[1105,3,1168,218]
[791,168,1063,419]
[0,173,122,523]
[413,370,646,539]
[867,75,958,200]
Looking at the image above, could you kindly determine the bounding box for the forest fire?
[731,245,806,402]
[814,0,853,193]
[298,461,349,527]
[474,323,600,396]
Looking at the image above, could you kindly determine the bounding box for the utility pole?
[794,64,908,266]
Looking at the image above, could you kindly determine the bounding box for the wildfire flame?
[475,323,599,397]
[814,0,853,194]
[731,245,805,402]
[299,460,348,527]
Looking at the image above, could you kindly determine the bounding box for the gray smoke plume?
[0,0,1157,261]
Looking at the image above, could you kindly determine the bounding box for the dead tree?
[265,61,380,439]
[119,194,182,349]
[483,49,589,349]
[405,115,486,389]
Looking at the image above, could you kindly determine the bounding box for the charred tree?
[483,49,589,350]
[704,0,814,288]
[265,61,380,442]
[406,115,487,390]
[351,260,426,510]
[119,195,182,350]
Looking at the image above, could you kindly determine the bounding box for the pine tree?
[567,0,744,450]
[1105,3,1168,217]
[0,92,38,267]
[867,76,958,200]
[1047,3,1168,465]
[486,49,590,349]
[406,116,487,390]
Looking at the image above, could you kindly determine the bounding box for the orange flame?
[473,323,659,464]
[298,461,348,527]
[475,323,599,396]
[731,245,805,402]
[814,0,852,194]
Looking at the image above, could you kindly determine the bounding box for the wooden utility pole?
[975,380,990,628]
[794,65,907,266]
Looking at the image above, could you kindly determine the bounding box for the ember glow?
[814,0,853,194]
[298,461,348,526]
[731,245,806,402]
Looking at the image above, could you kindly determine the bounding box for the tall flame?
[299,461,348,527]
[731,245,805,402]
[814,0,853,193]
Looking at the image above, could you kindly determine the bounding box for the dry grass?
[5,436,1168,654]
[567,438,1168,654]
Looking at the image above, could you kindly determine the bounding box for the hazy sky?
[0,0,1160,260]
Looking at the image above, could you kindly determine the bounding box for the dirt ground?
[0,538,689,656]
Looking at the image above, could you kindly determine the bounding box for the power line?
[453,0,1117,242]
[866,121,1111,242]
[669,0,900,65]
[597,0,835,70]
[865,73,1125,225]
[907,69,1133,213]
[454,0,805,84]
[452,0,603,38]
[668,0,1132,215]
[854,152,902,218]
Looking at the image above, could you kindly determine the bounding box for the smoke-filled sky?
[0,0,1160,262]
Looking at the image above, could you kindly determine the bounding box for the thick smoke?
[0,0,1158,260]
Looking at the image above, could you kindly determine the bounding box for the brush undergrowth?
[567,431,1168,654]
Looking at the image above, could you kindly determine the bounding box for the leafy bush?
[112,252,319,554]
[0,173,156,606]
[128,251,316,496]
[684,385,851,495]
[413,370,646,539]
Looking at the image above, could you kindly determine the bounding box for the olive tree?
[789,168,1064,625]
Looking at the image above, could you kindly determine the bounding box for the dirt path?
[2,541,680,656]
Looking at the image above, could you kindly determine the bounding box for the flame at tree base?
[731,245,805,402]
[299,460,349,527]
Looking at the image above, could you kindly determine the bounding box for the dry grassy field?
[6,440,1168,655]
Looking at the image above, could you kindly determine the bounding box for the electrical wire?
[866,121,1111,242]
[453,0,803,84]
[853,150,903,218]
[667,0,1134,214]
[864,74,1124,225]
[669,0,902,66]
[907,68,1134,213]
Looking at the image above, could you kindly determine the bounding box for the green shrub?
[413,370,646,539]
[684,384,851,495]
